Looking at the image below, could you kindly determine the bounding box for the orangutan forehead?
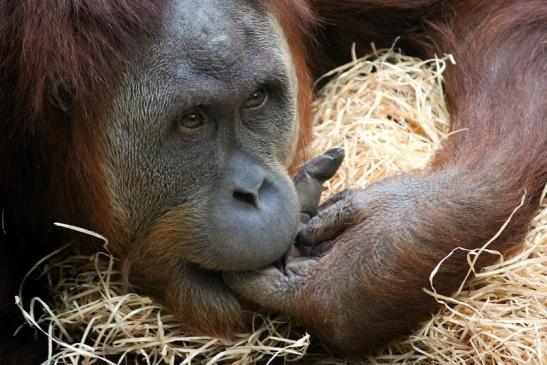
[157,0,290,84]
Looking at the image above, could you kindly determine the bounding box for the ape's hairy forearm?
[298,167,541,354]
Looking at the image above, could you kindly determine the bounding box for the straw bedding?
[18,48,547,364]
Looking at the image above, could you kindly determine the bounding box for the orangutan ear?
[47,82,74,114]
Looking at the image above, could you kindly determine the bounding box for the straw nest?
[18,48,547,365]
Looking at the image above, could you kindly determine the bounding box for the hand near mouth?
[224,148,344,307]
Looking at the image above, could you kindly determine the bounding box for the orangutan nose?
[207,151,299,270]
[228,154,268,209]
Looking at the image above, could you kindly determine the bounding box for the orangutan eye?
[244,88,267,109]
[178,108,207,130]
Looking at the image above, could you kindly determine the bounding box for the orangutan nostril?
[233,190,258,207]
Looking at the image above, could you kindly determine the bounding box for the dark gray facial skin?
[101,0,301,305]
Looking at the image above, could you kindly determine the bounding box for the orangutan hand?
[225,172,484,353]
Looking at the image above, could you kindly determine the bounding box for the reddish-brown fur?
[1,0,545,362]
[0,1,166,361]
